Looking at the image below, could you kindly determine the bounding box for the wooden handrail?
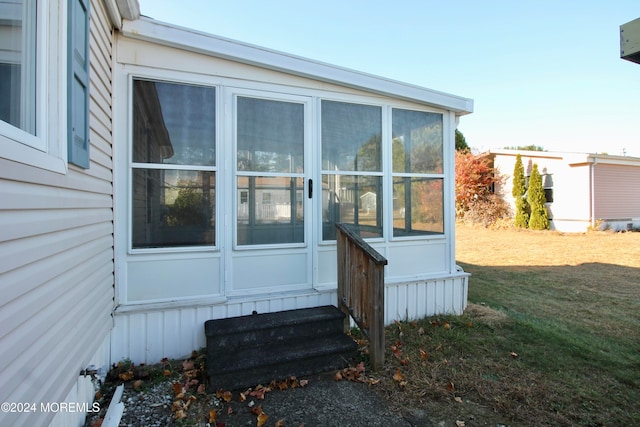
[335,223,387,370]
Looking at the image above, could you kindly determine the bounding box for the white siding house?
[0,2,472,425]
[0,1,138,426]
[487,149,640,232]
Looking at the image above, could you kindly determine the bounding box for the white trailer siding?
[0,1,115,426]
[488,150,640,232]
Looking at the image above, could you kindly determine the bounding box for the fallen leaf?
[454,396,463,403]
[456,421,466,427]
[222,391,233,402]
[334,371,343,381]
[443,322,451,330]
[209,409,218,423]
[162,369,172,377]
[257,412,269,427]
[182,359,195,371]
[419,349,429,360]
[393,369,404,382]
[249,387,267,400]
[239,392,247,402]
[91,418,103,427]
[299,379,309,387]
[250,405,263,416]
[227,406,233,415]
[466,321,473,327]
[118,371,133,381]
[447,381,455,392]
[197,383,206,394]
[418,327,425,335]
[510,351,519,358]
[275,419,285,427]
[133,379,143,391]
[172,383,183,396]
[174,409,186,420]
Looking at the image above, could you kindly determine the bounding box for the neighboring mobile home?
[486,149,640,232]
[0,1,472,425]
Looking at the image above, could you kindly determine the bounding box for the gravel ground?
[84,358,433,427]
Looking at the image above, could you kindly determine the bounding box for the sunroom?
[111,17,473,363]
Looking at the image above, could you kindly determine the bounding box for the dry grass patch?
[373,224,640,426]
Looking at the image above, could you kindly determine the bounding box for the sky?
[138,0,640,157]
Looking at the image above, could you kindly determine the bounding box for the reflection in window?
[131,79,216,248]
[133,80,215,166]
[321,100,382,240]
[132,170,215,248]
[392,109,444,236]
[393,177,443,235]
[237,97,303,173]
[0,0,37,134]
[322,175,382,240]
[392,109,443,174]
[236,176,304,245]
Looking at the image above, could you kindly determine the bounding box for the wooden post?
[335,223,387,371]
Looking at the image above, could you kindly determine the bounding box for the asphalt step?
[205,306,357,390]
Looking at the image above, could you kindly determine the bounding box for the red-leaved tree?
[455,150,509,226]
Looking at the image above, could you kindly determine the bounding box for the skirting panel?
[111,272,469,365]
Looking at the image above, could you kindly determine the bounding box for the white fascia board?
[120,17,474,115]
[103,0,140,29]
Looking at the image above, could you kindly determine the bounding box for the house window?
[131,79,216,249]
[0,0,37,135]
[0,0,89,172]
[392,108,444,236]
[321,100,382,240]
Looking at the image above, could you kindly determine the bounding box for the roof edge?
[485,149,640,166]
[103,0,140,29]
[120,17,474,115]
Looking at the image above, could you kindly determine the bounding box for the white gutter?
[103,0,140,30]
[119,17,474,115]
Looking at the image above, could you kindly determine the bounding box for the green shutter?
[68,0,90,168]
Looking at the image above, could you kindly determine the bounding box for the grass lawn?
[376,224,640,426]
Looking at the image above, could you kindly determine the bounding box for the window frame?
[127,76,220,254]
[319,98,385,243]
[0,0,70,174]
[389,106,447,240]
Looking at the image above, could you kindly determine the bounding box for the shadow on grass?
[449,261,640,425]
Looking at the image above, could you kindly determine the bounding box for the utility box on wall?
[621,18,640,64]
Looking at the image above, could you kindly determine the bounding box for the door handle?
[308,179,313,199]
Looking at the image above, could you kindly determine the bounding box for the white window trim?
[0,0,68,174]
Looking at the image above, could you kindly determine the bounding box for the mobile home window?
[0,0,36,134]
[392,108,444,236]
[321,100,382,240]
[131,79,216,249]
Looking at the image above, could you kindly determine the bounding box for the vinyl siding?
[0,1,115,425]
[594,164,640,219]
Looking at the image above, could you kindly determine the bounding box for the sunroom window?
[321,100,382,240]
[392,108,444,236]
[131,79,216,249]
